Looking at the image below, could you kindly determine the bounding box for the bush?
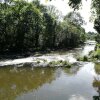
[83,56,88,61]
[89,51,93,55]
[77,56,88,61]
[48,60,72,68]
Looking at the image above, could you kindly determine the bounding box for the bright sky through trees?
[1,0,96,32]
[29,0,96,32]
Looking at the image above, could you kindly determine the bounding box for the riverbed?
[0,41,100,100]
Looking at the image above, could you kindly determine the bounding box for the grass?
[77,55,88,61]
[48,60,72,68]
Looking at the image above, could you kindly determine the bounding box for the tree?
[0,0,87,53]
[47,0,82,10]
[64,12,85,27]
[94,16,100,34]
[48,0,100,34]
[92,0,100,34]
[47,5,62,20]
[42,12,56,48]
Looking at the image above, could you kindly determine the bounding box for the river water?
[0,41,100,100]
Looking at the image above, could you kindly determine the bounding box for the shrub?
[83,56,88,61]
[48,60,72,68]
[77,56,88,61]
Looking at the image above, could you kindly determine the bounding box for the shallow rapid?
[0,40,96,67]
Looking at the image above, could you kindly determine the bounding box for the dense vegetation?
[48,0,100,62]
[86,32,97,40]
[69,0,100,36]
[77,43,100,62]
[48,0,100,35]
[0,0,86,53]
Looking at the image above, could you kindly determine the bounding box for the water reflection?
[63,65,80,75]
[0,63,100,100]
[16,63,96,100]
[93,79,100,100]
[94,63,100,75]
[93,63,100,100]
[0,67,56,100]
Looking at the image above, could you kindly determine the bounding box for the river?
[0,41,100,100]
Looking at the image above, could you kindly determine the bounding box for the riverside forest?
[0,0,100,100]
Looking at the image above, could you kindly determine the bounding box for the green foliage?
[48,0,100,40]
[77,44,100,61]
[0,0,86,53]
[47,0,82,10]
[62,61,71,68]
[92,50,100,60]
[92,0,100,35]
[83,56,88,61]
[94,17,100,34]
[64,12,84,26]
[68,0,82,10]
[59,12,86,47]
[89,44,100,60]
[48,60,72,68]
[86,32,97,40]
[95,34,100,43]
[77,55,88,61]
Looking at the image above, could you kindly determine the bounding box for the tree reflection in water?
[93,63,100,100]
[0,66,56,100]
[93,78,100,100]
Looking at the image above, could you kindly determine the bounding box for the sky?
[29,0,96,32]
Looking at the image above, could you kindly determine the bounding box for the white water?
[0,41,96,67]
[82,40,96,56]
